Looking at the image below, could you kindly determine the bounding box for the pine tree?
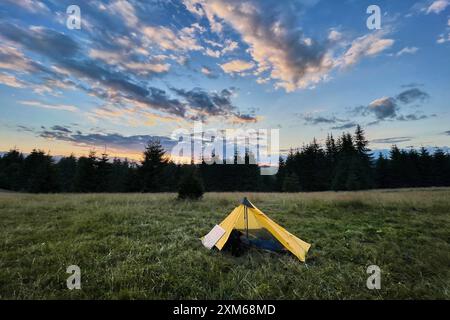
[353,125,373,189]
[96,152,111,192]
[432,148,449,186]
[331,133,356,190]
[0,149,24,190]
[22,149,57,193]
[57,154,77,192]
[74,151,98,192]
[275,156,286,192]
[374,154,389,189]
[418,147,433,187]
[388,145,404,188]
[140,139,168,192]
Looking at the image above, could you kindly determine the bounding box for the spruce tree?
[96,152,111,192]
[353,125,373,189]
[0,149,24,190]
[22,149,57,193]
[74,151,98,192]
[57,155,77,192]
[140,139,168,192]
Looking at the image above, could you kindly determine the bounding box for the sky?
[0,0,449,161]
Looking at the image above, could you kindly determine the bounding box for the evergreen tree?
[96,152,111,192]
[74,151,98,192]
[432,148,450,186]
[331,133,356,190]
[0,149,24,190]
[418,147,433,187]
[21,149,57,193]
[275,156,286,192]
[57,155,77,192]
[387,145,404,188]
[140,139,168,192]
[108,158,132,192]
[374,154,389,189]
[353,125,373,189]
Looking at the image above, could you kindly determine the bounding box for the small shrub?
[178,170,204,200]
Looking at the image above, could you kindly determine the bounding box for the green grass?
[0,189,449,299]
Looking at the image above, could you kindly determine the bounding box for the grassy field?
[0,189,449,299]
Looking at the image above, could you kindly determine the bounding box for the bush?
[178,170,204,200]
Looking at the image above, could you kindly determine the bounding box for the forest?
[1,125,449,193]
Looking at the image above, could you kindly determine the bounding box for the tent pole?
[245,205,249,239]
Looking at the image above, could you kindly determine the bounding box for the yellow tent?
[205,198,311,262]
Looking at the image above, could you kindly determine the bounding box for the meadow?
[0,189,449,299]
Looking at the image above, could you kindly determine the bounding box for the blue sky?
[0,0,449,159]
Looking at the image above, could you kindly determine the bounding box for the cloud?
[142,25,203,52]
[352,88,432,121]
[339,31,394,67]
[3,0,49,14]
[368,97,398,120]
[186,0,394,91]
[396,113,435,121]
[51,125,72,133]
[0,22,252,123]
[328,30,342,42]
[396,88,429,104]
[0,44,39,72]
[88,48,171,75]
[0,72,25,88]
[426,0,449,14]
[371,137,413,144]
[24,124,177,153]
[171,87,257,122]
[300,87,432,129]
[185,0,336,91]
[67,133,177,152]
[19,100,78,112]
[201,66,217,79]
[331,122,358,130]
[396,47,419,56]
[437,33,450,44]
[110,0,139,28]
[220,59,255,74]
[299,114,347,125]
[204,39,238,57]
[0,24,80,59]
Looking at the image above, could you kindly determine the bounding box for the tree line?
[1,125,449,193]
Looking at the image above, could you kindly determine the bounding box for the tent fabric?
[211,198,311,262]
